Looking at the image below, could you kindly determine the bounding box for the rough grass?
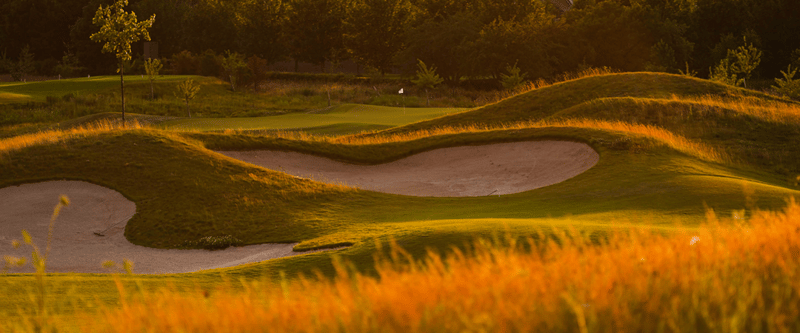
[33,201,800,333]
[2,71,800,330]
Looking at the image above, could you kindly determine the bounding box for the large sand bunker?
[0,181,330,274]
[219,141,599,197]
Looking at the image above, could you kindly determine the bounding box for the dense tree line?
[1,0,799,85]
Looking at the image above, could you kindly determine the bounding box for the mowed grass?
[2,72,800,329]
[159,104,471,133]
[0,75,195,104]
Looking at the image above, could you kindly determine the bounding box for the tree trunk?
[120,64,125,128]
[327,86,331,107]
[186,100,191,118]
[426,88,430,107]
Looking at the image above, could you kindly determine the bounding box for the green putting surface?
[159,104,472,132]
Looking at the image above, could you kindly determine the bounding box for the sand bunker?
[219,141,599,197]
[0,181,331,274]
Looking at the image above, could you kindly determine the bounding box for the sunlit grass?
[0,119,145,155]
[329,118,725,163]
[63,200,800,332]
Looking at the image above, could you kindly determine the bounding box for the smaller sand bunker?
[219,141,599,197]
[0,181,334,274]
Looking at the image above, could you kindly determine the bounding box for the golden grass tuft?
[332,118,725,163]
[0,119,145,155]
[78,200,800,332]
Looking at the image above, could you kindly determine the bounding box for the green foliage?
[500,62,528,91]
[247,55,268,93]
[791,48,800,69]
[678,62,697,77]
[238,0,289,64]
[729,37,762,88]
[11,45,35,82]
[171,50,199,75]
[710,58,744,87]
[344,0,416,75]
[144,58,163,100]
[411,60,444,106]
[773,65,800,100]
[53,51,83,77]
[401,12,481,82]
[90,0,155,67]
[222,51,247,92]
[90,0,155,123]
[286,0,348,70]
[176,78,200,118]
[182,235,244,250]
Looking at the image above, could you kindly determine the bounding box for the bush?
[773,65,800,101]
[199,49,223,77]
[171,50,199,75]
[182,235,243,250]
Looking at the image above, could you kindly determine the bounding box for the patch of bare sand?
[0,181,334,274]
[219,141,599,197]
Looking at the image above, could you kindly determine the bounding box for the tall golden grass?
[333,118,725,162]
[0,119,145,155]
[678,94,800,124]
[77,200,800,332]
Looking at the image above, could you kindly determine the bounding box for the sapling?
[90,0,155,127]
[144,58,162,100]
[773,65,800,100]
[500,61,528,91]
[411,60,443,107]
[176,79,200,118]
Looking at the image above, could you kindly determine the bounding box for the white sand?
[219,141,599,197]
[0,181,331,274]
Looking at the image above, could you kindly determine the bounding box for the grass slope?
[2,72,800,322]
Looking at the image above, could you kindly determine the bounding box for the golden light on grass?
[80,200,800,332]
[331,118,725,163]
[0,119,145,155]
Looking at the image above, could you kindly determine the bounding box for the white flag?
[399,88,404,94]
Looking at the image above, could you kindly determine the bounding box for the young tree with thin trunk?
[222,51,246,92]
[90,0,155,127]
[144,58,162,100]
[13,45,35,82]
[411,59,443,106]
[730,37,761,88]
[176,79,200,118]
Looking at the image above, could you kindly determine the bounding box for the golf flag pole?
[399,88,405,113]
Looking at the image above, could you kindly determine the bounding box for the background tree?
[247,55,268,93]
[286,0,348,72]
[411,60,443,106]
[222,51,247,92]
[239,0,289,66]
[90,0,155,126]
[344,0,417,75]
[0,49,10,75]
[12,45,35,82]
[144,58,162,100]
[400,11,481,83]
[176,78,200,118]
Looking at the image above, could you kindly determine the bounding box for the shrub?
[170,50,199,75]
[773,65,800,100]
[182,235,243,250]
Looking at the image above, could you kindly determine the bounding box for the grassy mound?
[2,71,800,324]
